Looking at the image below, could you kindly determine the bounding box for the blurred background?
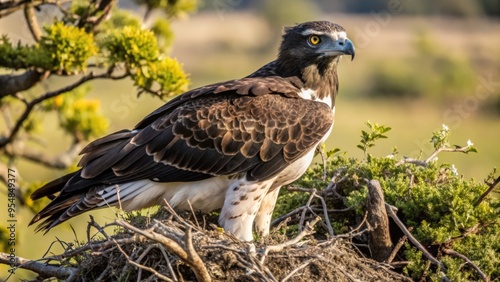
[1,0,499,279]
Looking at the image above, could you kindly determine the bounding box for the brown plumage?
[30,21,355,241]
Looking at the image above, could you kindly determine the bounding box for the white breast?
[299,88,334,109]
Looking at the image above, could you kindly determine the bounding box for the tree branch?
[0,70,48,98]
[115,220,212,282]
[0,252,77,280]
[366,180,393,262]
[385,203,450,281]
[442,248,489,282]
[475,175,500,207]
[260,217,320,264]
[5,139,83,169]
[0,70,127,149]
[23,3,42,41]
[424,146,472,163]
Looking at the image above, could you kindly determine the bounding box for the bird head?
[277,21,355,77]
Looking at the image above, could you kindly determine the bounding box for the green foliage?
[101,26,189,97]
[357,121,391,156]
[151,18,174,52]
[103,26,159,67]
[99,9,141,30]
[0,22,96,72]
[276,122,499,280]
[35,22,97,73]
[368,31,477,100]
[0,36,35,69]
[133,0,198,18]
[42,85,109,139]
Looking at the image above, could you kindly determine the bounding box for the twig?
[442,248,489,282]
[396,157,428,167]
[313,193,334,237]
[158,245,178,282]
[386,231,409,263]
[298,189,316,233]
[316,145,328,181]
[115,220,212,282]
[271,206,305,227]
[385,204,450,281]
[281,259,313,282]
[424,146,472,164]
[113,239,174,282]
[475,175,500,207]
[187,200,200,228]
[260,217,320,264]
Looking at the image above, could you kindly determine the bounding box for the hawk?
[30,21,355,241]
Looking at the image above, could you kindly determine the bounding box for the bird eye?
[308,35,321,46]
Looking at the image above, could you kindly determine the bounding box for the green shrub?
[276,122,499,280]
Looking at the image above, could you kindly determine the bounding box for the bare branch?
[0,70,47,98]
[0,70,127,149]
[272,207,306,228]
[0,0,67,18]
[366,180,393,262]
[113,239,174,282]
[385,203,450,281]
[0,252,77,280]
[260,217,320,264]
[23,3,42,41]
[5,139,83,169]
[386,230,409,264]
[475,175,500,207]
[396,157,428,167]
[442,248,489,282]
[424,145,473,164]
[115,220,212,282]
[281,259,313,282]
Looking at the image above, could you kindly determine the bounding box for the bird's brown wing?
[77,78,333,183]
[30,77,333,230]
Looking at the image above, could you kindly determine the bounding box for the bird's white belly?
[272,148,317,188]
[111,177,231,212]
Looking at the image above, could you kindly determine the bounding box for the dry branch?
[0,70,127,149]
[5,139,83,169]
[442,248,489,282]
[0,70,46,98]
[385,203,450,281]
[24,3,42,41]
[261,217,321,264]
[387,231,409,264]
[475,175,500,207]
[115,219,212,282]
[366,180,393,262]
[0,252,77,280]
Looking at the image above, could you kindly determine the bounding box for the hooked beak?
[319,37,355,61]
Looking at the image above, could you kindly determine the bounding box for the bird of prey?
[30,21,355,241]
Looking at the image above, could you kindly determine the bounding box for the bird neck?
[275,57,340,106]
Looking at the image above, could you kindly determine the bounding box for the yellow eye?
[309,35,321,45]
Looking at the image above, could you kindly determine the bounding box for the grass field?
[1,11,499,280]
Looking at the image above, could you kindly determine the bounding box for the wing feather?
[30,76,335,232]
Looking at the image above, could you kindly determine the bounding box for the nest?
[14,202,411,282]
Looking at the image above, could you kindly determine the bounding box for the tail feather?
[30,171,78,201]
[29,170,100,233]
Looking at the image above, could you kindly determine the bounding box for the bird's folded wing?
[55,78,333,195]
